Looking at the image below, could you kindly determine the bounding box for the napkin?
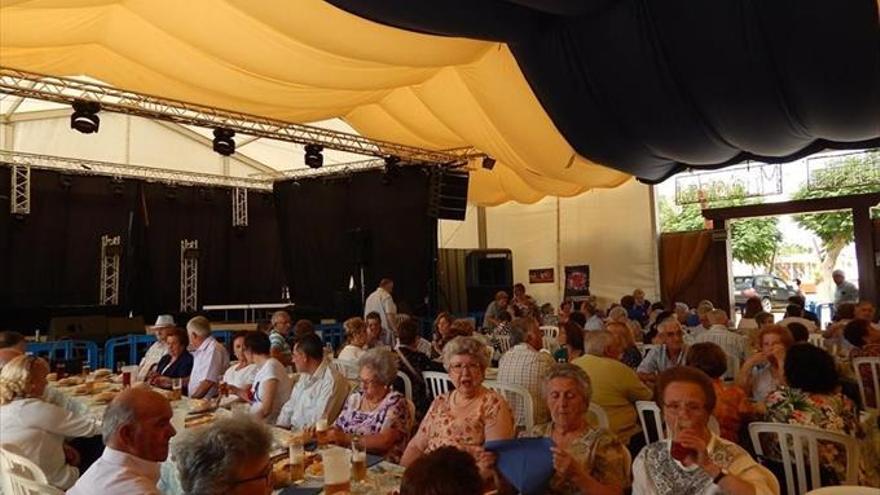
[484,437,554,495]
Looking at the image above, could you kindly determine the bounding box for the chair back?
[540,326,560,339]
[807,333,823,347]
[852,356,880,411]
[587,402,610,429]
[0,444,63,495]
[749,422,860,495]
[636,400,666,444]
[497,336,513,354]
[422,371,453,398]
[541,336,559,353]
[484,380,535,432]
[396,371,413,402]
[334,359,360,380]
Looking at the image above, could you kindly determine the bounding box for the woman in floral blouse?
[764,344,876,486]
[329,348,412,463]
[521,363,629,494]
[401,336,514,484]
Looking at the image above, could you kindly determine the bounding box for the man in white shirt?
[67,387,175,495]
[186,316,229,398]
[833,269,859,308]
[364,278,398,346]
[693,309,748,363]
[276,333,348,429]
[136,314,175,381]
[497,317,555,425]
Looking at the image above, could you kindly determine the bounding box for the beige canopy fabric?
[0,0,631,205]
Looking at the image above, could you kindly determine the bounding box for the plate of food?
[57,376,84,387]
[187,398,218,415]
[93,368,113,379]
[184,413,215,429]
[91,391,117,405]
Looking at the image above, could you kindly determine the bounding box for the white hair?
[442,336,490,371]
[584,331,616,357]
[186,316,211,337]
[358,347,398,385]
[674,302,689,312]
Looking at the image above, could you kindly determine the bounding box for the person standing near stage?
[833,269,859,309]
[364,278,398,347]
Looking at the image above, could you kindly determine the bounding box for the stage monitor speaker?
[346,228,372,265]
[428,169,469,221]
[464,249,513,313]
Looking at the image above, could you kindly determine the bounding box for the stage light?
[213,128,236,156]
[304,144,324,169]
[382,155,401,185]
[482,156,496,170]
[70,100,101,134]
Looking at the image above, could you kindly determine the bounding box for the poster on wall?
[564,265,590,299]
[528,268,555,284]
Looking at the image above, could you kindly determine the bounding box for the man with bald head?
[268,310,293,366]
[67,386,175,494]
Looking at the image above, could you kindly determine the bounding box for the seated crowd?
[1,282,879,494]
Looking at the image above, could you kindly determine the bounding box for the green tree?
[792,151,880,283]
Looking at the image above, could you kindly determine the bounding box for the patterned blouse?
[765,386,861,485]
[521,423,630,494]
[414,388,512,459]
[334,389,411,463]
[851,343,880,409]
[712,380,754,442]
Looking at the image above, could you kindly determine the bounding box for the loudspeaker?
[346,228,372,265]
[428,169,469,220]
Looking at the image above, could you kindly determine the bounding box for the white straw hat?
[151,314,176,328]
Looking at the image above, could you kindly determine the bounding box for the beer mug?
[171,378,182,400]
[321,446,351,494]
[351,434,367,482]
[288,431,305,484]
[315,418,330,449]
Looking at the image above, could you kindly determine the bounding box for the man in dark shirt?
[394,318,444,418]
[788,295,820,328]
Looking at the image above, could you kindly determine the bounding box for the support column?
[852,206,877,304]
[477,206,487,249]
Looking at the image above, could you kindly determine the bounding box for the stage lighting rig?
[70,100,101,134]
[382,155,401,185]
[304,144,324,169]
[212,128,236,156]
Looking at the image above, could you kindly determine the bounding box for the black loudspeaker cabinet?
[428,169,469,221]
[438,249,513,314]
[346,228,372,265]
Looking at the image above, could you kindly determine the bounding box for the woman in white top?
[237,332,292,423]
[337,316,368,363]
[222,331,258,393]
[0,355,101,489]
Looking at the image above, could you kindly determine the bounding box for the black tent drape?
[326,0,880,182]
[274,167,436,317]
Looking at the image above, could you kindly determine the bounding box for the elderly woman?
[337,316,368,362]
[521,364,629,494]
[633,367,778,495]
[0,355,101,489]
[554,320,585,362]
[736,324,793,402]
[222,331,258,392]
[238,331,293,423]
[328,348,412,462]
[430,312,455,358]
[175,415,273,495]
[148,327,194,389]
[401,336,514,481]
[686,343,758,442]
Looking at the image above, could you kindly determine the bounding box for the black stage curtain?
[326,0,880,182]
[0,167,285,330]
[274,167,436,317]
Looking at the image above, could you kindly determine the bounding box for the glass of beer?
[321,446,351,494]
[351,434,367,483]
[171,378,182,400]
[315,418,330,449]
[288,433,305,484]
[218,380,228,397]
[81,362,91,377]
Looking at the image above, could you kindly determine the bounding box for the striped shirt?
[497,343,555,425]
[636,344,688,375]
[693,325,748,361]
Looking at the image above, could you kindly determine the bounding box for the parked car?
[734,275,799,312]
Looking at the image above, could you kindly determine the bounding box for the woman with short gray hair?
[520,363,629,494]
[174,415,273,495]
[402,336,514,484]
[327,347,412,462]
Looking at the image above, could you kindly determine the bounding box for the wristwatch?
[712,468,730,485]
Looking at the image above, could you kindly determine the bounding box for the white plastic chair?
[422,371,453,398]
[807,333,824,347]
[542,336,559,353]
[396,370,413,402]
[749,422,860,495]
[484,380,535,432]
[540,326,560,339]
[852,356,880,411]
[496,335,513,354]
[587,402,610,429]
[0,444,64,495]
[636,400,666,443]
[806,487,880,495]
[640,344,660,358]
[334,359,360,380]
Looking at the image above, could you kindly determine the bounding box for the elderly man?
[482,290,510,330]
[186,316,229,399]
[833,269,859,308]
[686,300,714,340]
[497,317,555,425]
[67,387,175,495]
[276,333,348,429]
[638,318,689,384]
[136,315,175,381]
[267,310,293,367]
[693,309,747,364]
[674,302,691,326]
[572,331,652,444]
[364,278,398,346]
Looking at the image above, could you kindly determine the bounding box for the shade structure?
[0,0,630,205]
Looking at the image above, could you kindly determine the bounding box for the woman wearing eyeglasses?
[326,347,412,462]
[632,366,778,495]
[0,354,101,490]
[401,336,514,486]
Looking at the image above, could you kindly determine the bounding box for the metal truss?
[232,187,248,227]
[99,235,121,305]
[0,150,273,190]
[180,239,199,313]
[10,163,30,215]
[0,67,470,165]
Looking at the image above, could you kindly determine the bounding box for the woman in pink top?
[401,336,514,486]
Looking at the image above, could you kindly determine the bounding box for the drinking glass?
[351,434,367,482]
[315,418,330,449]
[288,430,305,484]
[321,446,351,494]
[171,378,182,400]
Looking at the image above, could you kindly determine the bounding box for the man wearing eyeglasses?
[638,318,689,385]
